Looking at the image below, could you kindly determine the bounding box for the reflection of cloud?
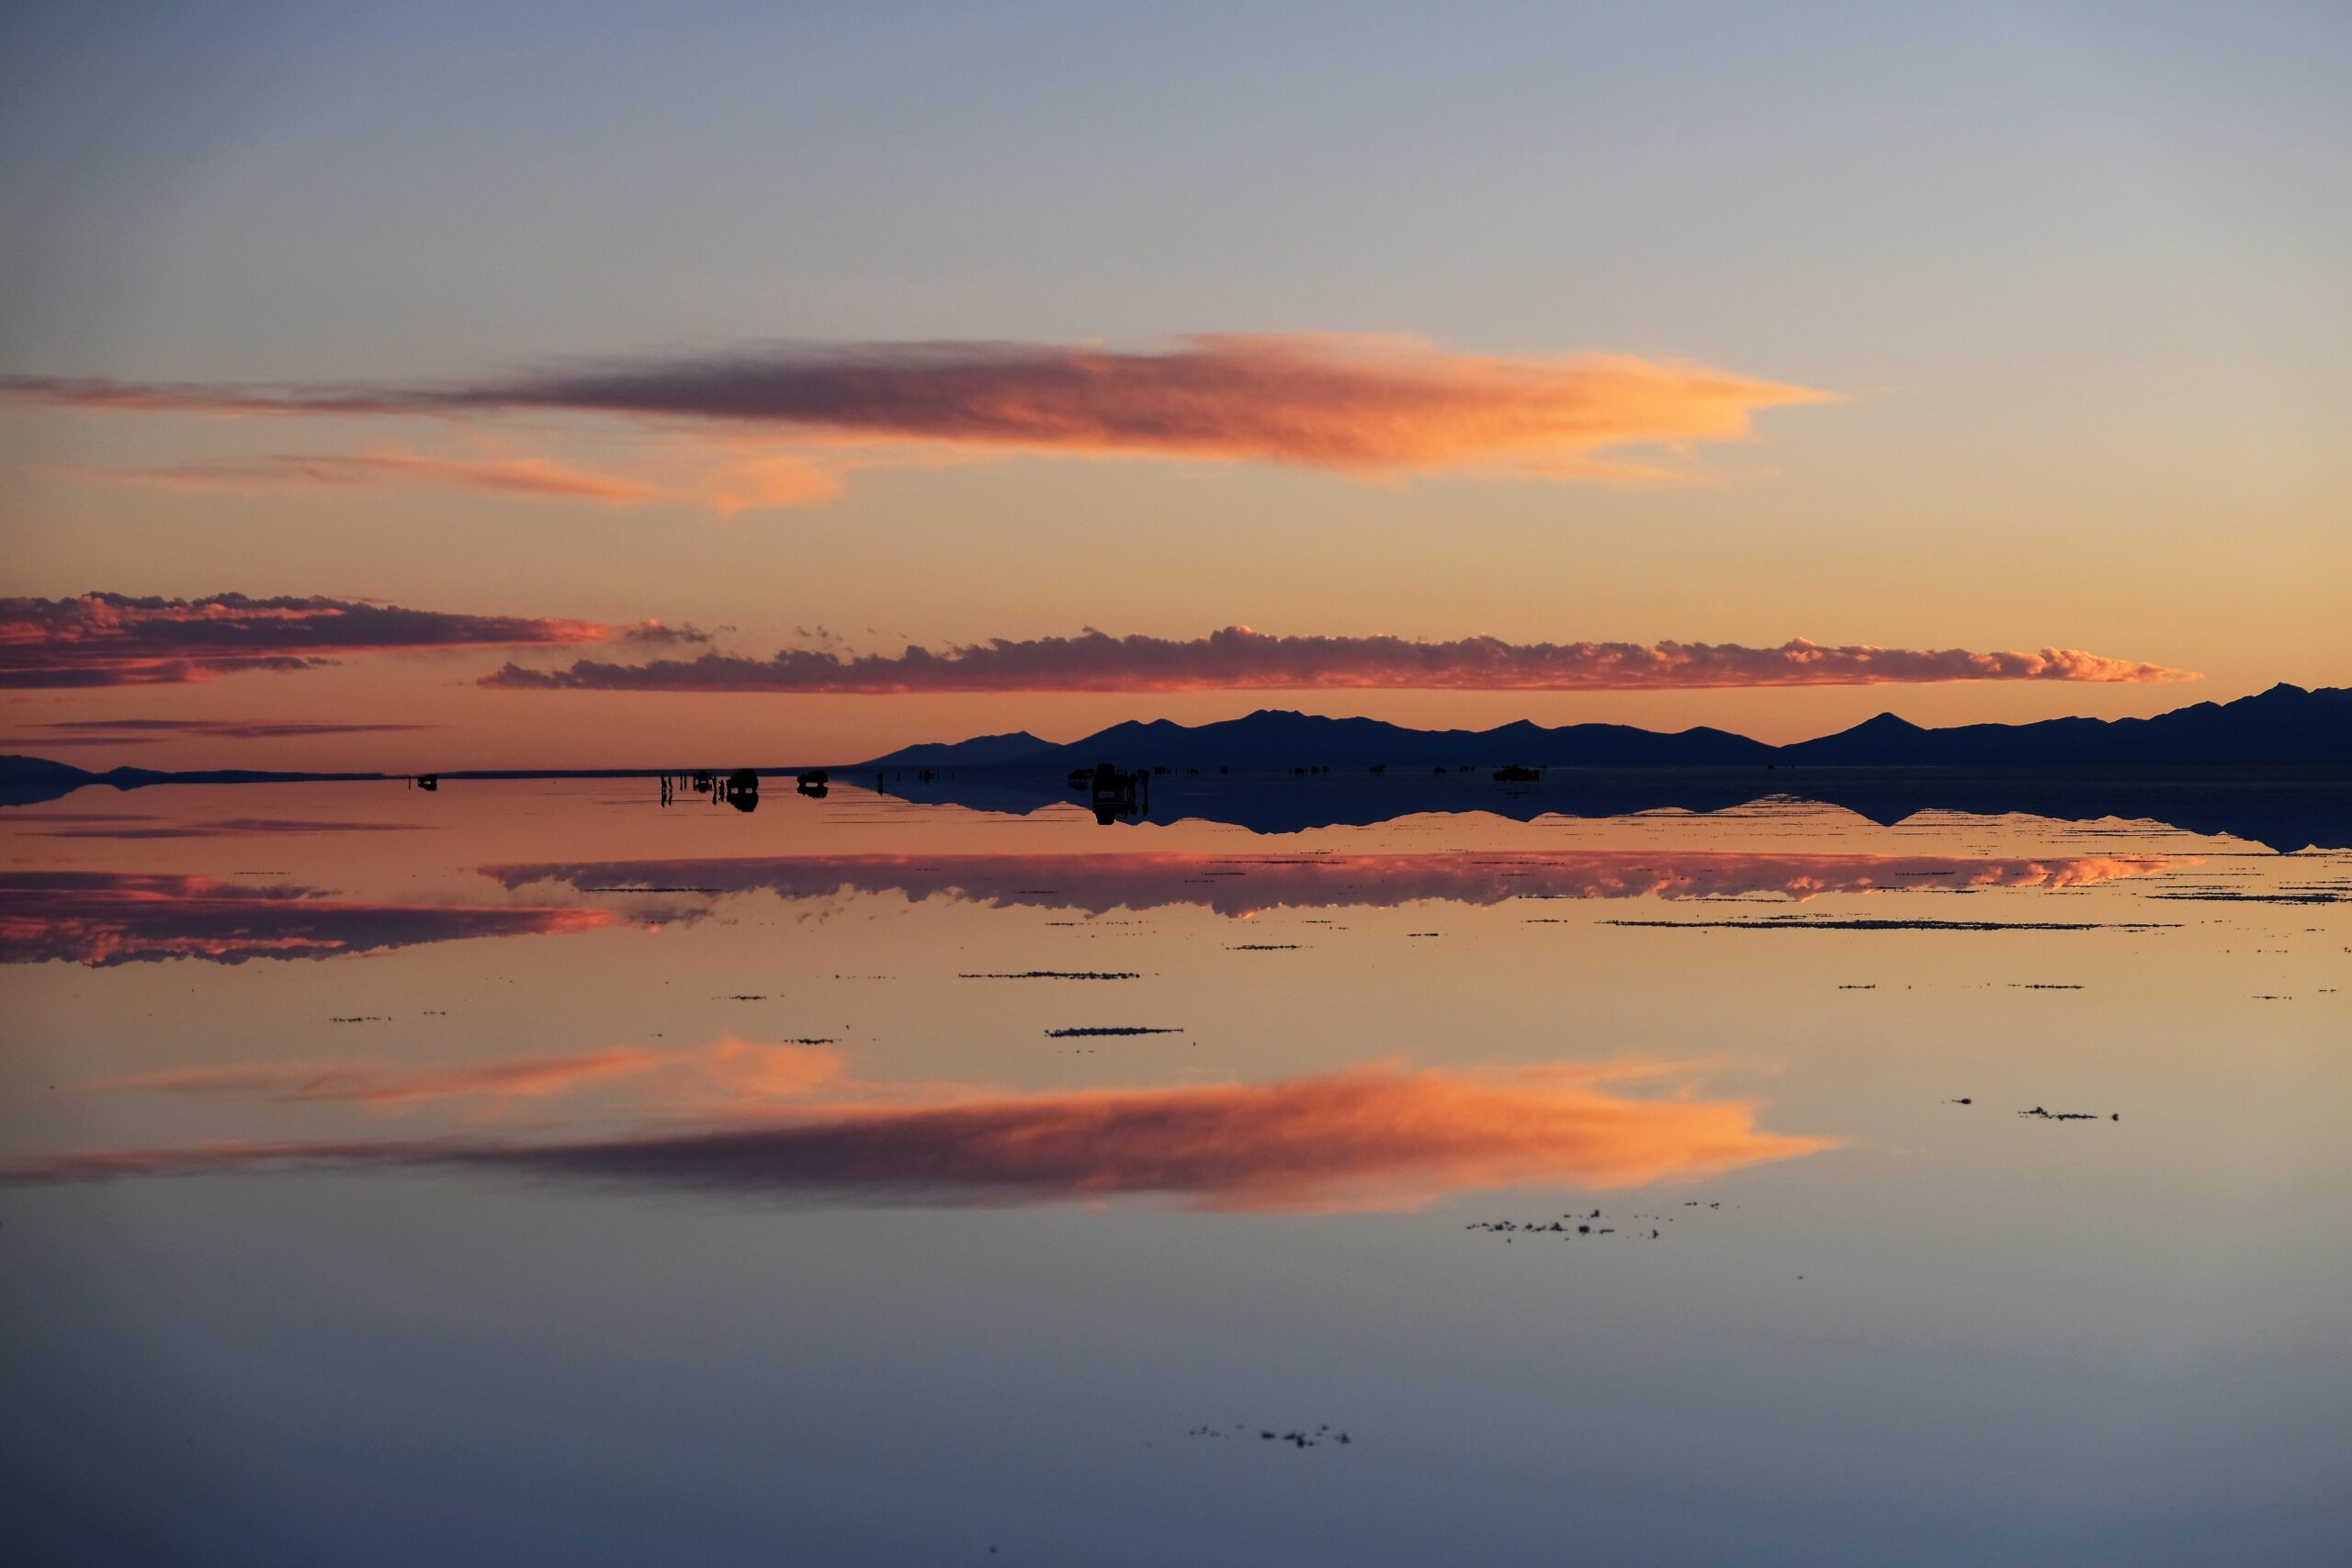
[10,1061,1836,1211]
[481,629,2194,693]
[78,1037,850,1113]
[2,335,1826,491]
[16,716,441,744]
[0,592,610,688]
[489,850,2188,919]
[23,818,430,840]
[80,1048,674,1108]
[0,871,613,965]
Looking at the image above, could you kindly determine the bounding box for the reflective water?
[5,780,2348,1564]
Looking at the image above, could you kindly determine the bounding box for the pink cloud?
[0,592,612,687]
[481,627,2196,693]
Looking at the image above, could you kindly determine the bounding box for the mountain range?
[857,682,2352,771]
[3,684,2345,812]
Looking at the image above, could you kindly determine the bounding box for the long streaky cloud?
[70,1038,876,1115]
[74,451,668,504]
[7,1061,1836,1212]
[1,592,611,687]
[1,334,1827,482]
[17,717,442,744]
[481,628,2196,694]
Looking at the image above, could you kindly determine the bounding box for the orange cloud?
[480,629,2197,693]
[1,333,1828,493]
[10,1060,1836,1211]
[490,849,2188,918]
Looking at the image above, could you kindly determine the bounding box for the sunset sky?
[3,1,2346,770]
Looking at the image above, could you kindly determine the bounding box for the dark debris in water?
[1465,1201,1721,1243]
[1187,1424,1350,1449]
[959,970,1141,980]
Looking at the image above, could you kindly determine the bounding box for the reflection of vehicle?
[1494,763,1540,783]
[691,772,714,794]
[797,769,830,798]
[413,773,438,791]
[1078,761,1147,825]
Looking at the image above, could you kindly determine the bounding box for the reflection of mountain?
[0,754,390,807]
[0,871,613,966]
[7,1060,1835,1211]
[857,684,2351,772]
[490,850,2186,919]
[864,770,2351,852]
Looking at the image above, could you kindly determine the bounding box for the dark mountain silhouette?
[861,710,1772,771]
[2,755,97,783]
[852,684,2349,773]
[862,730,1055,769]
[6,685,2344,847]
[1778,683,2351,766]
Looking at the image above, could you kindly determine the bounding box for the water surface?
[4,779,2346,1564]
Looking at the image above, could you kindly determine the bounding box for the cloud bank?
[2,335,1827,486]
[482,628,2195,694]
[1,592,611,687]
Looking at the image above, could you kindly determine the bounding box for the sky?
[2,0,2346,770]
